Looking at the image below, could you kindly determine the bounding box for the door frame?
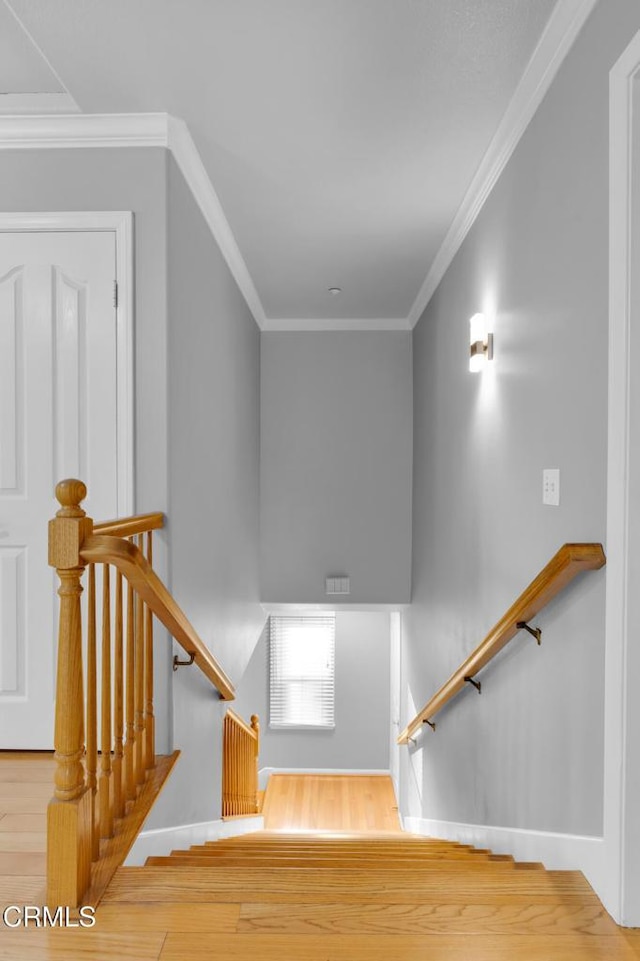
[605,29,640,927]
[0,211,134,514]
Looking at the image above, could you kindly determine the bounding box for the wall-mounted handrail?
[398,543,606,745]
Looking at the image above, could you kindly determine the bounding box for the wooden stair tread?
[105,864,596,904]
[153,932,640,961]
[24,763,620,958]
[6,752,635,959]
[236,900,621,936]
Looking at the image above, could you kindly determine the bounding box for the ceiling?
[2,0,561,326]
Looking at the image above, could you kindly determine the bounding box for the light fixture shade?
[469,313,493,372]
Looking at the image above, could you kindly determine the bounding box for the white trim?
[0,113,266,329]
[0,211,134,515]
[0,112,168,149]
[0,0,598,337]
[404,816,604,894]
[262,317,410,332]
[407,0,599,327]
[258,766,391,791]
[0,0,600,339]
[605,28,640,928]
[124,815,264,866]
[0,94,80,115]
[166,116,267,328]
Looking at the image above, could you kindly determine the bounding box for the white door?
[0,231,121,748]
[389,612,401,799]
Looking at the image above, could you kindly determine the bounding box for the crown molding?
[407,0,600,328]
[0,111,267,326]
[0,111,168,148]
[262,316,410,332]
[0,0,598,335]
[166,116,267,328]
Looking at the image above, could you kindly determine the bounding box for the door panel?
[0,231,119,748]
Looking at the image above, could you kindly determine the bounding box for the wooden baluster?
[228,717,232,817]
[135,534,145,786]
[85,564,99,859]
[241,726,244,814]
[251,715,260,814]
[239,726,244,814]
[112,570,124,819]
[229,720,235,815]
[99,565,114,838]
[231,723,238,814]
[244,731,249,813]
[240,729,245,814]
[222,715,229,817]
[227,716,233,817]
[144,531,155,771]
[245,731,250,813]
[47,479,93,907]
[235,724,240,815]
[245,730,250,813]
[124,580,136,802]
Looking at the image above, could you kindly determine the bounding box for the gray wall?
[260,331,412,604]
[0,147,172,752]
[0,147,265,827]
[235,612,391,771]
[400,0,640,837]
[148,155,265,828]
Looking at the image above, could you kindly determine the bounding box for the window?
[269,615,335,729]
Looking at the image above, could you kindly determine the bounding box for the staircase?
[97,831,639,960]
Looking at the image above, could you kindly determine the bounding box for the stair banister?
[47,478,235,908]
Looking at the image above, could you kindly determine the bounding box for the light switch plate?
[543,468,560,506]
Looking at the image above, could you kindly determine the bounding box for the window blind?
[269,615,335,729]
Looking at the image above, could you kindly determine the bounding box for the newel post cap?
[55,479,87,518]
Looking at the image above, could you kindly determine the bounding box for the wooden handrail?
[93,512,164,538]
[80,535,235,700]
[47,479,235,908]
[224,707,259,741]
[398,543,606,745]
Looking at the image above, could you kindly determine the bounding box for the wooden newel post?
[251,714,260,814]
[47,479,94,907]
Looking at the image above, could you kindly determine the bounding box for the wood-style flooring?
[1,759,640,960]
[261,773,401,832]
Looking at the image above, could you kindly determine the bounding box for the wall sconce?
[469,313,493,372]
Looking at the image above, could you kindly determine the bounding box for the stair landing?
[261,773,401,832]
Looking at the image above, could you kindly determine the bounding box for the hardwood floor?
[261,773,401,832]
[0,753,50,912]
[1,758,640,960]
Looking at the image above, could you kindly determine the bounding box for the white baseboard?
[258,766,391,791]
[124,815,264,866]
[403,816,605,894]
